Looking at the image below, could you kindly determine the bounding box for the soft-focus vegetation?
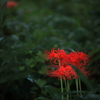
[0,0,100,100]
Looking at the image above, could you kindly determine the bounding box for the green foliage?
[71,65,93,90]
[0,0,7,29]
[0,0,100,99]
[35,79,46,88]
[34,97,51,100]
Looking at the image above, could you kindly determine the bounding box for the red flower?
[44,48,91,80]
[47,65,78,80]
[67,52,89,67]
[6,1,18,9]
[45,48,67,65]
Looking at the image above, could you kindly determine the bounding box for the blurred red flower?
[67,52,89,67]
[47,65,78,80]
[45,48,68,66]
[44,48,91,80]
[6,1,18,9]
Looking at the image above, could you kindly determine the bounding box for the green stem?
[67,80,70,100]
[64,80,67,99]
[60,77,64,100]
[65,80,71,100]
[75,78,79,95]
[69,80,72,99]
[79,78,82,95]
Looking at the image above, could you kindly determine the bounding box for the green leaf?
[35,56,43,62]
[35,79,46,88]
[28,50,33,54]
[19,66,25,70]
[37,51,43,56]
[53,44,58,48]
[71,65,93,90]
[39,66,47,74]
[30,64,35,68]
[25,58,34,65]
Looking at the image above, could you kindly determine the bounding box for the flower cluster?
[44,48,91,80]
[6,1,18,9]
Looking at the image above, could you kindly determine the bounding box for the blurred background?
[0,0,100,100]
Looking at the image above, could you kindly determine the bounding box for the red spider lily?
[44,48,91,80]
[45,48,67,65]
[47,65,78,80]
[67,52,89,67]
[6,1,18,9]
